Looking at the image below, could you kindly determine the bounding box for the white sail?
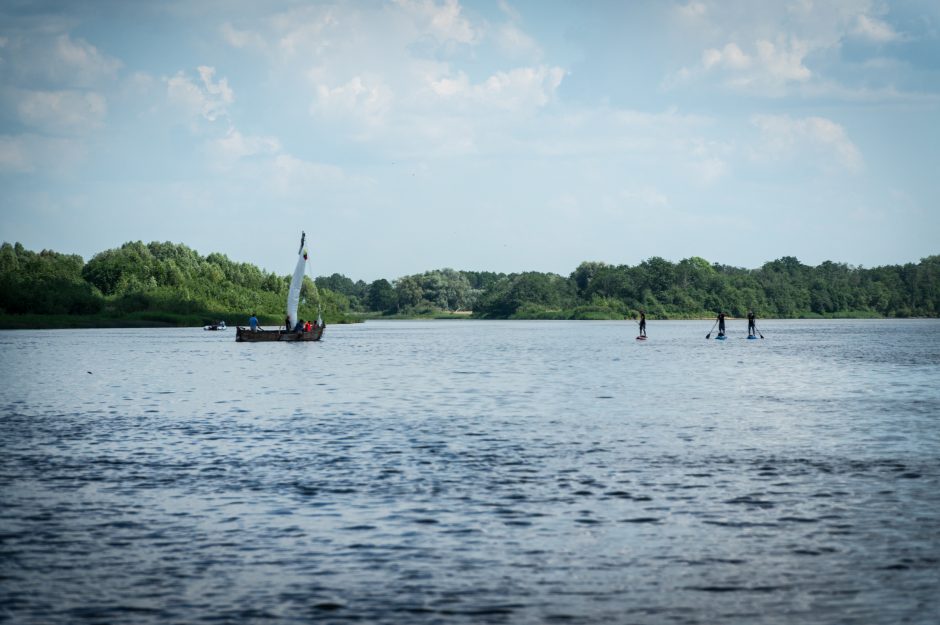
[286,232,307,330]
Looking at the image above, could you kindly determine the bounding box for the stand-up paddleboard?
[715,334,727,341]
[636,335,647,341]
[747,334,758,340]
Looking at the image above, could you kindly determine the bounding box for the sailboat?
[235,232,325,342]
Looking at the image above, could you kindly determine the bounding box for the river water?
[1,319,939,624]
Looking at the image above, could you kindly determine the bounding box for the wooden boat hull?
[235,325,324,342]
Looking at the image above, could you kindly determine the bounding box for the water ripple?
[1,320,939,624]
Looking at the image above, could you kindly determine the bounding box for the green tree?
[473,272,573,318]
[571,261,608,297]
[367,279,396,312]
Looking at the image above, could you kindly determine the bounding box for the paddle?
[706,319,718,339]
[755,324,764,339]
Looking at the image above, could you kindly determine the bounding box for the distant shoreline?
[2,311,918,330]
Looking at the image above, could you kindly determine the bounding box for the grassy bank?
[502,306,889,321]
[0,308,897,330]
[0,313,184,329]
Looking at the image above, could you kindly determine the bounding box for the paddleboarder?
[747,311,756,336]
[717,311,726,337]
[638,311,647,337]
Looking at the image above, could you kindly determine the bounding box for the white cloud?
[680,135,731,184]
[0,30,119,178]
[853,14,899,42]
[430,65,565,111]
[15,89,107,134]
[690,156,728,184]
[208,127,281,170]
[669,1,910,98]
[494,23,542,59]
[429,72,467,97]
[477,65,564,109]
[702,42,751,70]
[677,2,707,19]
[53,34,122,86]
[751,114,862,172]
[311,75,393,128]
[166,66,234,122]
[270,8,337,58]
[204,3,715,182]
[273,154,345,181]
[497,0,522,23]
[197,67,233,109]
[220,22,267,50]
[2,32,121,88]
[217,127,280,158]
[753,38,811,82]
[125,71,158,94]
[699,37,811,93]
[217,0,559,153]
[394,0,477,45]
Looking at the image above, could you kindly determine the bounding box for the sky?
[1,0,938,281]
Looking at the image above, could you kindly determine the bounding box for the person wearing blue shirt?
[249,313,259,331]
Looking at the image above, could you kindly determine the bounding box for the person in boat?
[717,311,726,337]
[638,311,647,337]
[249,314,259,331]
[747,311,756,336]
[304,320,312,332]
[293,319,305,332]
[285,316,291,332]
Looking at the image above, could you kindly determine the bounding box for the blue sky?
[1,0,938,281]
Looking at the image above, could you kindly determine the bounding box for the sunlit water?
[1,320,939,624]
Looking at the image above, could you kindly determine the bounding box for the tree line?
[318,255,939,319]
[0,241,348,327]
[1,240,938,327]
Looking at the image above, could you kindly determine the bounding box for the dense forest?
[316,256,939,320]
[0,241,350,328]
[0,240,938,328]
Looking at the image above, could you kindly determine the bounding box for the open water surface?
[1,319,939,624]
